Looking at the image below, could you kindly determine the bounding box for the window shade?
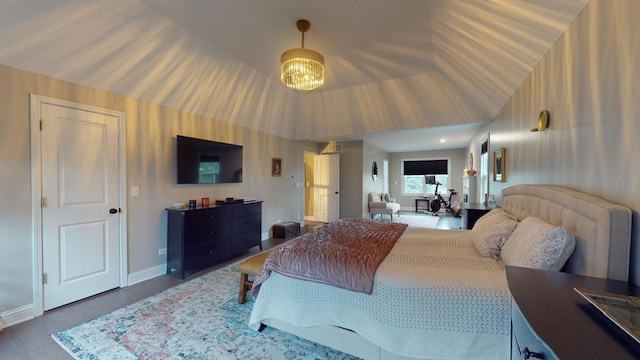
[403,160,448,175]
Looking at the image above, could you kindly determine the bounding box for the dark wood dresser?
[506,266,640,359]
[166,201,262,278]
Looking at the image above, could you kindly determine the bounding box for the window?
[426,175,449,195]
[199,155,220,183]
[401,158,450,196]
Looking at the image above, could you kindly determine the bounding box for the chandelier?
[280,19,324,91]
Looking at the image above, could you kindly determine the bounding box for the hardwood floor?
[433,212,463,229]
[0,219,464,359]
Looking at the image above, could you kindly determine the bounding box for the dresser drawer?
[183,239,231,269]
[232,213,261,234]
[185,207,232,226]
[232,203,261,217]
[185,220,232,246]
[232,230,261,253]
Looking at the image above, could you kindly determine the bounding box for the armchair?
[368,192,401,221]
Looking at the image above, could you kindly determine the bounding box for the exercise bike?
[427,181,457,216]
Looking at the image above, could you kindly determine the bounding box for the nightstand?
[460,202,492,229]
[506,266,640,359]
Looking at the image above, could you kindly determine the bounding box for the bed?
[248,185,631,360]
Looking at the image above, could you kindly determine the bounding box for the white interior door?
[40,102,122,310]
[315,154,340,222]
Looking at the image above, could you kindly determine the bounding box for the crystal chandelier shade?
[280,20,324,91]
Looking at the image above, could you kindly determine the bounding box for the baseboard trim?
[127,264,166,286]
[0,303,35,330]
[128,237,269,286]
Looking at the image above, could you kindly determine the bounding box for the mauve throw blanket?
[253,218,408,295]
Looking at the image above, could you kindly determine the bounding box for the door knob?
[109,208,118,214]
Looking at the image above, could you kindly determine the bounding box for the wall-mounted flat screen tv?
[176,135,243,184]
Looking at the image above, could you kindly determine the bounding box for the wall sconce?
[531,110,550,132]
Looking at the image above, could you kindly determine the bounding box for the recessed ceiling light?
[440,139,446,143]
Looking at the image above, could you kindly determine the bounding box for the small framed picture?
[272,158,282,176]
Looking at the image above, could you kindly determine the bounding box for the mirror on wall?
[493,148,505,182]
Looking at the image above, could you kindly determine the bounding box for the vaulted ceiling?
[0,0,589,151]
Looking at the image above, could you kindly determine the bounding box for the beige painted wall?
[0,64,319,319]
[362,141,391,218]
[303,152,316,218]
[466,0,640,285]
[335,141,365,219]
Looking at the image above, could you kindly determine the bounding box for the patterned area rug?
[52,262,359,359]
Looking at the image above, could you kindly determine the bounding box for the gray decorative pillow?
[501,216,576,271]
[384,193,390,202]
[471,211,519,259]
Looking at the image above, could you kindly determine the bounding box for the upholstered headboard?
[501,184,631,281]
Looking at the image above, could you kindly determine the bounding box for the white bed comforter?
[249,227,511,360]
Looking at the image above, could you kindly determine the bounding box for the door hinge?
[42,273,47,284]
[41,197,47,208]
[40,119,44,131]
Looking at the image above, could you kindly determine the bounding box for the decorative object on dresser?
[166,201,262,279]
[272,221,300,239]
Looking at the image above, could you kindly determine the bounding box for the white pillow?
[501,216,576,271]
[471,209,519,259]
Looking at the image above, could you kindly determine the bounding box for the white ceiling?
[0,0,589,152]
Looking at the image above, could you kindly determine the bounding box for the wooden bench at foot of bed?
[236,251,271,304]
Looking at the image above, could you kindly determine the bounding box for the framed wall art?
[272,158,282,177]
[493,148,505,182]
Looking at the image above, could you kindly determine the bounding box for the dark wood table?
[506,266,640,359]
[414,197,430,212]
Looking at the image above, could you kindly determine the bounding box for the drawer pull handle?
[523,347,543,359]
